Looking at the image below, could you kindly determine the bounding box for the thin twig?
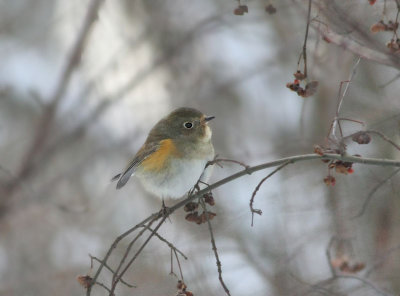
[330,57,361,140]
[326,237,337,277]
[208,157,251,171]
[111,218,158,286]
[141,225,188,260]
[250,161,291,226]
[302,0,312,78]
[200,199,231,296]
[365,243,400,277]
[351,168,400,219]
[93,280,113,294]
[173,249,184,282]
[86,211,162,295]
[89,255,136,288]
[110,217,167,294]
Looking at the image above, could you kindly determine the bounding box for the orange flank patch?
[141,139,180,172]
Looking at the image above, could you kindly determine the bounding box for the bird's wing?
[112,143,159,189]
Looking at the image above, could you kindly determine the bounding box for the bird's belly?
[137,158,209,199]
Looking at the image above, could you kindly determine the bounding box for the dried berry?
[314,145,324,156]
[352,131,371,144]
[239,5,248,13]
[304,81,319,97]
[234,5,248,15]
[324,175,336,186]
[265,4,277,14]
[185,212,199,223]
[77,275,92,289]
[184,202,198,212]
[294,70,306,80]
[234,7,244,15]
[196,211,216,224]
[370,21,386,33]
[203,192,215,206]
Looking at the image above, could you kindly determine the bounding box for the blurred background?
[1,0,400,295]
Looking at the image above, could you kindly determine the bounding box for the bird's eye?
[183,122,193,129]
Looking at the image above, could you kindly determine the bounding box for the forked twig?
[142,225,188,260]
[89,255,136,288]
[110,217,167,294]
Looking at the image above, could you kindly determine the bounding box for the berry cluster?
[370,20,399,33]
[286,72,319,98]
[370,17,400,54]
[387,38,400,53]
[184,192,216,225]
[233,4,248,15]
[314,145,355,187]
[176,281,194,296]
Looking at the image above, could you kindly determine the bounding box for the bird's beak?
[204,116,215,122]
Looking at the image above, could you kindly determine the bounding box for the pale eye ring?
[183,121,193,129]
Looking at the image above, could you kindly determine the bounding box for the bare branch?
[8,0,104,197]
[89,255,136,288]
[110,217,167,294]
[351,168,400,219]
[330,57,361,140]
[200,199,231,296]
[326,237,337,277]
[250,161,291,226]
[141,224,188,260]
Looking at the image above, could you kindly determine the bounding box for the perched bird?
[112,107,215,199]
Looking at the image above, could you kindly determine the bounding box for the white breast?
[138,158,211,199]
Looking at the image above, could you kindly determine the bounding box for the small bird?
[112,107,215,199]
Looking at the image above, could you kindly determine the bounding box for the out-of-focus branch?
[315,26,400,70]
[351,168,400,219]
[6,0,104,198]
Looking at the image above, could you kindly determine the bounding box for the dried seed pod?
[314,145,324,156]
[196,211,217,224]
[77,275,92,289]
[352,131,371,144]
[239,5,248,13]
[335,163,349,174]
[294,70,306,80]
[265,4,277,14]
[185,211,199,223]
[324,175,336,186]
[203,193,215,206]
[370,21,386,33]
[184,202,198,212]
[303,81,319,97]
[234,7,244,15]
[177,280,187,290]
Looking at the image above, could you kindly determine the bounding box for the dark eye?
[183,122,193,129]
